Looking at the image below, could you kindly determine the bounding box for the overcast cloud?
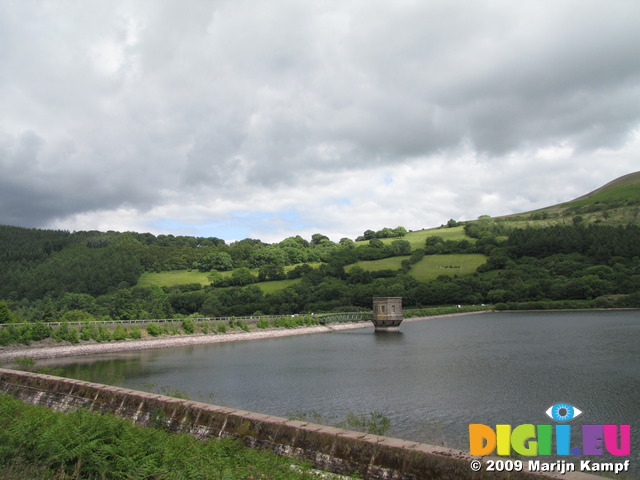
[1,0,639,242]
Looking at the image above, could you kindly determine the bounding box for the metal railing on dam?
[315,312,373,324]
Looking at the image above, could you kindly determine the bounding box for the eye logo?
[545,403,582,422]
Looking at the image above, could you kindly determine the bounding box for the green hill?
[2,171,640,323]
[492,171,640,227]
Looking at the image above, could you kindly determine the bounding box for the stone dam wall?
[0,368,601,480]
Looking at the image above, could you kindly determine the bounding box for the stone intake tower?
[371,297,403,332]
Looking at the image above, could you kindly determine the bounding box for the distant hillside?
[2,171,640,324]
[488,171,640,227]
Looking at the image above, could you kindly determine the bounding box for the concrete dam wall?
[0,368,598,480]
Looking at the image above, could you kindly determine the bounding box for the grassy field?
[344,253,487,281]
[137,264,322,290]
[137,270,212,288]
[345,256,410,272]
[403,225,475,249]
[354,226,475,250]
[409,254,487,282]
[254,278,301,293]
[137,253,487,291]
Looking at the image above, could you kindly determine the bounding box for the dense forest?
[1,220,640,325]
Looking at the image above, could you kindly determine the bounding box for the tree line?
[1,223,640,326]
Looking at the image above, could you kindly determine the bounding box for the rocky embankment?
[0,322,372,361]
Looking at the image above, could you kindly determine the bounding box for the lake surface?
[44,310,640,467]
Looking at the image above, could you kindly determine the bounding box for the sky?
[1,1,640,243]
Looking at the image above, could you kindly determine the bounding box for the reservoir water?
[44,310,640,468]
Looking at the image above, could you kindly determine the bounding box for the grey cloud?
[1,0,639,231]
[0,129,160,226]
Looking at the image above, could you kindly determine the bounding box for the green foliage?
[0,322,55,346]
[356,226,407,241]
[216,321,227,333]
[337,411,391,436]
[30,321,52,341]
[95,325,113,342]
[0,301,16,324]
[129,326,142,339]
[0,394,317,480]
[59,309,96,323]
[235,319,250,332]
[256,318,271,329]
[80,323,97,341]
[52,323,80,344]
[181,318,195,334]
[111,326,128,341]
[195,250,234,272]
[0,328,13,346]
[210,267,258,287]
[271,315,317,328]
[258,263,286,281]
[146,322,162,337]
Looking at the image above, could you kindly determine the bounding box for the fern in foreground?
[0,394,318,480]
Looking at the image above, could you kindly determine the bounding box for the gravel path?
[0,322,372,361]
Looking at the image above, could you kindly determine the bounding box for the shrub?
[66,327,80,344]
[129,326,142,339]
[181,318,195,334]
[256,319,271,329]
[95,325,112,342]
[112,326,128,341]
[16,324,34,345]
[0,301,15,324]
[80,323,98,341]
[235,319,250,332]
[146,322,162,337]
[302,315,318,326]
[52,323,79,343]
[31,321,52,341]
[0,328,14,346]
[216,322,227,333]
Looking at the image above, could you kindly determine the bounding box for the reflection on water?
[372,331,406,349]
[43,311,640,469]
